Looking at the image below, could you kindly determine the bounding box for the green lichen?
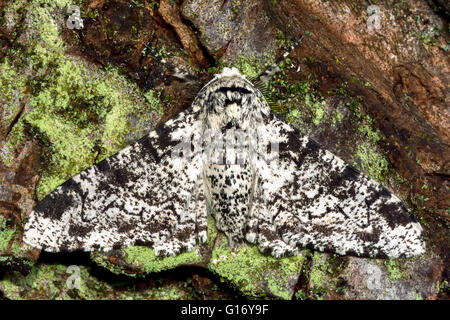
[384,259,409,282]
[307,253,349,299]
[0,264,66,299]
[0,122,26,167]
[353,117,390,182]
[287,109,301,122]
[294,289,308,300]
[0,57,28,165]
[0,0,160,200]
[206,215,218,247]
[143,90,163,115]
[309,252,328,288]
[308,96,326,126]
[411,291,423,300]
[354,144,389,182]
[358,120,382,144]
[0,58,27,106]
[122,246,204,275]
[25,56,149,200]
[265,73,326,127]
[208,236,305,299]
[0,216,28,263]
[91,216,219,277]
[0,216,15,252]
[0,263,198,299]
[231,55,262,80]
[1,226,35,267]
[308,252,331,299]
[332,111,344,125]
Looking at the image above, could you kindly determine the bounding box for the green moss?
[0,256,11,268]
[264,72,326,127]
[438,280,449,294]
[292,92,326,126]
[274,29,297,51]
[92,217,304,298]
[89,251,128,276]
[85,8,100,19]
[208,236,305,299]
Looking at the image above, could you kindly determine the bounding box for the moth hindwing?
[23,67,425,259]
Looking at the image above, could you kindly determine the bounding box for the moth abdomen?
[205,163,253,245]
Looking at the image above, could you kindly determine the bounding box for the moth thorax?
[206,103,250,131]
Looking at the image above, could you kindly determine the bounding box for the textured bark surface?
[0,0,448,300]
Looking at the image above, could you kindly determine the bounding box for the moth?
[23,41,425,259]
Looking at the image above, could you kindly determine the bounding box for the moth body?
[196,68,262,246]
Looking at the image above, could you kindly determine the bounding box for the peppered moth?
[23,67,425,258]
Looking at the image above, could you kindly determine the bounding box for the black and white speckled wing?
[247,108,425,259]
[23,106,207,256]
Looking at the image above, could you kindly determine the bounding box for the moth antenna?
[185,82,203,102]
[144,44,199,83]
[253,78,278,109]
[254,35,304,84]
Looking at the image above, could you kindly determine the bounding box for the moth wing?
[23,106,207,256]
[247,108,425,258]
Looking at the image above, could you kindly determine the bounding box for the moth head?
[198,67,264,131]
[214,67,244,79]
